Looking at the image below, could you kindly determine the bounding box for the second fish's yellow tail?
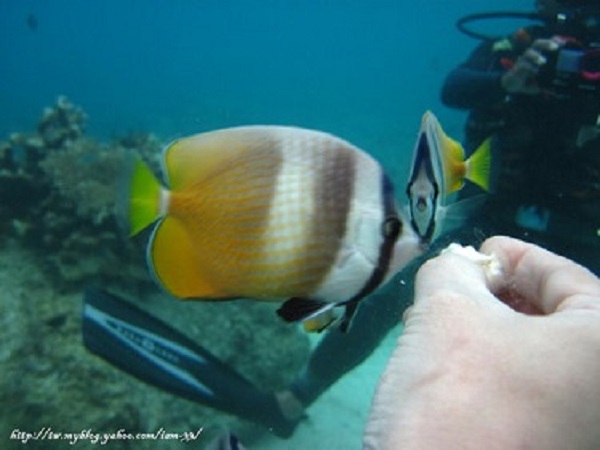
[465,138,491,192]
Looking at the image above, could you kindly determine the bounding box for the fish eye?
[382,216,402,240]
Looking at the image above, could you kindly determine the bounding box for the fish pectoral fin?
[339,300,361,333]
[278,298,363,333]
[276,298,334,324]
[302,307,341,333]
[440,194,488,235]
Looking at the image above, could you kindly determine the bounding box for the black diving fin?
[82,287,296,436]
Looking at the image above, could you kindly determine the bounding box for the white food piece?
[442,243,503,288]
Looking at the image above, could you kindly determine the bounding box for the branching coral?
[37,95,87,149]
[39,139,125,225]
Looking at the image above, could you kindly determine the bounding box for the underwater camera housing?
[538,3,600,99]
[539,41,600,98]
[456,3,600,101]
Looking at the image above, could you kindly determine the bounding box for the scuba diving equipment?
[539,4,600,99]
[456,6,600,108]
[456,6,600,44]
[456,11,542,42]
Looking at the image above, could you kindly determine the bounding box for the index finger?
[480,236,600,314]
[412,246,506,319]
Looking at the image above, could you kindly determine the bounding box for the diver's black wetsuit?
[282,23,599,431]
[442,24,599,272]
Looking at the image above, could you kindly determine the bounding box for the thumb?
[480,236,600,315]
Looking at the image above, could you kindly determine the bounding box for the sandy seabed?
[0,239,400,450]
[258,330,401,449]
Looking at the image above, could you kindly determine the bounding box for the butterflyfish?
[125,126,422,331]
[406,111,491,243]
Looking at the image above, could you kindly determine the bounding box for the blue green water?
[2,0,527,177]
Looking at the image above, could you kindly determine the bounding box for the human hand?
[364,236,600,450]
[501,38,561,94]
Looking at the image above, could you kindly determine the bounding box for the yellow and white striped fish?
[125,126,422,331]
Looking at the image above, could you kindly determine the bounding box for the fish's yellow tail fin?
[465,138,492,192]
[121,155,164,236]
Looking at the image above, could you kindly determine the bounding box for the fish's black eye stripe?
[340,175,400,331]
[382,216,402,240]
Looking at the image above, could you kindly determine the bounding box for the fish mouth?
[387,225,426,277]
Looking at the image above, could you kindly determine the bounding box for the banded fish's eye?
[382,216,402,240]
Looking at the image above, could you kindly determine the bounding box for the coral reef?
[0,96,159,287]
[0,98,311,449]
[39,138,122,225]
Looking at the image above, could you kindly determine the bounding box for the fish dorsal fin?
[163,129,263,190]
[438,127,465,164]
[441,135,466,194]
